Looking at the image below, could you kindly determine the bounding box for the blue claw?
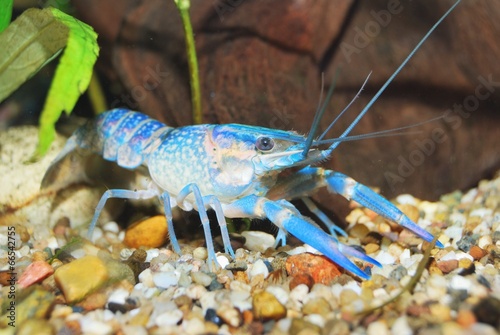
[282,214,375,280]
[260,200,376,279]
[326,171,443,248]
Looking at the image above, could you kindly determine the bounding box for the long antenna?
[325,0,461,154]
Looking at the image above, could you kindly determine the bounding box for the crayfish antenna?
[301,69,340,158]
[323,0,461,156]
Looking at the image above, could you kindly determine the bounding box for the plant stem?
[174,0,202,124]
[88,70,107,114]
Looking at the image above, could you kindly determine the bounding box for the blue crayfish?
[42,1,460,279]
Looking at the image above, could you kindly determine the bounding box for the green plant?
[0,4,99,157]
[174,0,202,124]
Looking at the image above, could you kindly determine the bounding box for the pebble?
[391,316,413,335]
[190,271,213,287]
[153,271,179,289]
[225,261,248,271]
[249,259,269,279]
[429,303,451,322]
[205,307,223,326]
[374,250,396,265]
[364,243,380,254]
[16,287,55,326]
[478,235,493,249]
[107,288,130,305]
[285,253,341,285]
[350,223,370,239]
[366,320,390,335]
[469,245,487,260]
[456,309,476,328]
[437,259,459,274]
[289,273,314,290]
[54,255,109,303]
[155,308,184,327]
[217,306,242,327]
[289,318,321,335]
[266,285,289,306]
[193,247,208,260]
[18,260,54,288]
[124,216,169,248]
[241,231,275,252]
[302,297,331,316]
[252,291,287,320]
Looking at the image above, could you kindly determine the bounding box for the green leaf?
[0,8,69,103]
[36,8,99,157]
[0,0,13,32]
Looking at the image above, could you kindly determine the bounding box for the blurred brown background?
[68,0,499,210]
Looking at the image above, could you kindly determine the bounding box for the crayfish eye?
[256,136,275,151]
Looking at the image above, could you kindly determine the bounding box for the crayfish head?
[209,124,326,196]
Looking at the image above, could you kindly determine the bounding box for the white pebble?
[249,259,269,279]
[289,284,309,302]
[155,309,183,327]
[216,254,230,268]
[153,271,179,289]
[374,250,396,265]
[231,290,252,311]
[286,246,308,255]
[367,320,389,335]
[439,251,457,261]
[160,262,176,272]
[80,317,113,335]
[461,188,478,203]
[146,249,160,262]
[266,285,289,306]
[449,212,467,226]
[190,271,213,287]
[107,288,130,305]
[478,235,493,248]
[241,231,275,252]
[455,251,473,261]
[343,280,362,295]
[391,316,413,335]
[304,314,325,328]
[186,284,207,300]
[193,247,208,260]
[103,221,120,233]
[470,208,492,218]
[444,226,463,240]
[229,280,251,293]
[138,269,155,288]
[396,194,417,205]
[449,275,472,292]
[182,317,206,335]
[199,291,217,312]
[399,249,411,264]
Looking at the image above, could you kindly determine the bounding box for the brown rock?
[289,273,314,291]
[456,309,476,328]
[285,253,342,285]
[436,259,458,274]
[469,245,487,260]
[124,215,169,248]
